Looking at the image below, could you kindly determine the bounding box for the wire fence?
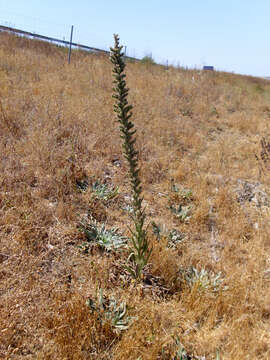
[0,24,139,63]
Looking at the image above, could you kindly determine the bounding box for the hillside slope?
[1,32,270,359]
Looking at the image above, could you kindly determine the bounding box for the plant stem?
[110,34,152,278]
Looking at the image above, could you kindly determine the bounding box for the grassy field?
[1,31,270,359]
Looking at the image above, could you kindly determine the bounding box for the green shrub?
[140,55,156,65]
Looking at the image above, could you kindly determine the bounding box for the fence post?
[124,46,127,62]
[68,25,74,64]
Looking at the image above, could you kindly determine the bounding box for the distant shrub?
[141,55,156,65]
[255,84,264,93]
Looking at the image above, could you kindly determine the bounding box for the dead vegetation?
[1,31,270,359]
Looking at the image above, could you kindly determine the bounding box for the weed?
[91,180,119,201]
[151,221,186,248]
[169,204,192,222]
[167,229,186,248]
[76,178,119,201]
[170,183,193,200]
[86,288,135,332]
[151,221,161,240]
[179,267,225,292]
[169,183,193,221]
[79,219,128,252]
[76,178,89,191]
[121,203,134,214]
[110,34,152,279]
[173,336,190,360]
[160,335,191,360]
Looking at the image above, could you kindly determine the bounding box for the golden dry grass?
[1,32,270,359]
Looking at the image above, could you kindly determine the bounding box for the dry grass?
[1,32,270,359]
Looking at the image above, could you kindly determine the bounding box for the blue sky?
[0,0,269,76]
